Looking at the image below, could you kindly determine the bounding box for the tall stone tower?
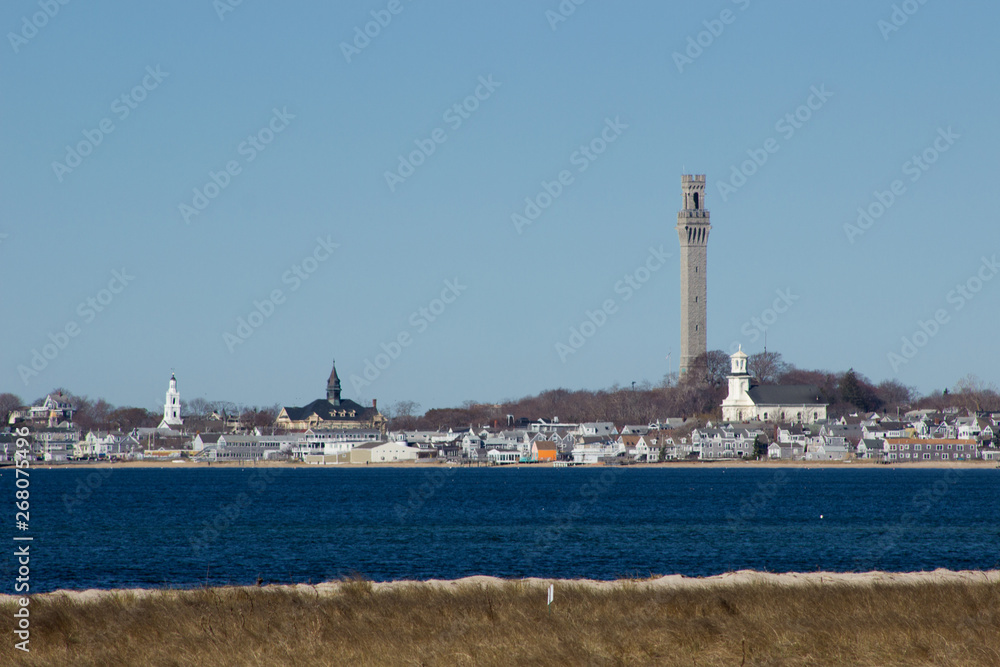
[676,174,710,379]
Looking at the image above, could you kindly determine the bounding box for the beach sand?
[6,568,998,605]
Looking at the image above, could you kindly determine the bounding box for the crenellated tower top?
[680,174,707,212]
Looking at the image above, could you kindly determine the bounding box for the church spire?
[327,360,342,405]
[161,372,182,427]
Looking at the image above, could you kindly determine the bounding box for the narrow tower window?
[693,193,700,209]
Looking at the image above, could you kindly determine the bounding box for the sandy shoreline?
[17,459,1000,471]
[4,569,997,605]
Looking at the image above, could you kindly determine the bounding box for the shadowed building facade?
[676,174,710,378]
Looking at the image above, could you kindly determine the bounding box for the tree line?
[5,351,998,434]
[0,390,279,433]
[386,351,1000,431]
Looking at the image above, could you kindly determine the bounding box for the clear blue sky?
[3,1,998,412]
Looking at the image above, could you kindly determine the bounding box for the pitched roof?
[353,441,392,450]
[885,438,976,445]
[281,398,378,422]
[747,385,826,406]
[869,420,908,430]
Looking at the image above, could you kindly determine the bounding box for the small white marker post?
[547,584,554,615]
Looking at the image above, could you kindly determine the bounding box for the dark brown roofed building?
[275,361,387,433]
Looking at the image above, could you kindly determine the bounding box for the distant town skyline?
[3,2,999,410]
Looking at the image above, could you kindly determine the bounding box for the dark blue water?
[4,466,999,593]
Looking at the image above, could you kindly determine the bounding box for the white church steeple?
[730,345,748,376]
[161,373,182,428]
[721,346,754,423]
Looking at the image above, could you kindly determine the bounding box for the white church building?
[721,348,828,424]
[158,373,183,429]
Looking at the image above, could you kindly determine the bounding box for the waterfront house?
[634,434,666,462]
[768,443,804,460]
[193,434,297,462]
[882,438,978,462]
[349,441,421,464]
[487,448,520,465]
[303,428,380,457]
[571,444,605,464]
[530,441,558,463]
[856,438,883,460]
[192,433,223,452]
[862,421,912,441]
[805,442,850,461]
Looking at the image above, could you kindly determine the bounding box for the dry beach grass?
[2,570,999,666]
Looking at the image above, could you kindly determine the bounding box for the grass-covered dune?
[3,571,999,666]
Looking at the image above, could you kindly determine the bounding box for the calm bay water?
[5,466,999,593]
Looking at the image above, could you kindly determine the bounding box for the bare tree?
[181,397,212,417]
[108,407,158,432]
[700,350,731,386]
[748,351,789,385]
[0,393,22,424]
[392,401,420,418]
[876,379,916,409]
[953,375,1000,413]
[239,405,280,430]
